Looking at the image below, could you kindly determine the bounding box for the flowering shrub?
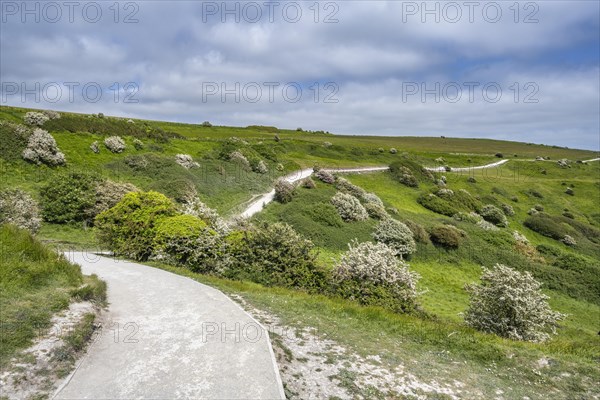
[254,160,268,174]
[436,188,454,198]
[90,141,100,154]
[175,154,200,169]
[104,136,126,153]
[403,220,430,243]
[43,110,61,120]
[332,241,421,313]
[480,204,508,227]
[453,211,482,224]
[362,192,383,207]
[127,119,134,124]
[464,264,565,342]
[88,180,139,219]
[95,191,177,260]
[330,192,368,222]
[561,235,577,246]
[501,203,515,216]
[390,148,398,154]
[229,150,251,170]
[372,218,416,258]
[557,159,570,168]
[301,177,316,189]
[476,220,499,231]
[323,141,333,148]
[180,196,229,235]
[24,112,49,126]
[0,189,41,233]
[315,168,335,184]
[364,202,388,220]
[22,129,66,166]
[335,177,366,198]
[274,178,295,203]
[133,139,144,150]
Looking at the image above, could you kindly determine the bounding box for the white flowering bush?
[480,204,508,227]
[22,129,66,166]
[315,168,335,184]
[436,188,454,198]
[180,196,229,235]
[330,192,368,222]
[453,211,482,224]
[557,159,570,168]
[390,148,398,154]
[88,180,139,219]
[90,141,100,153]
[229,150,251,170]
[104,136,126,153]
[476,219,499,231]
[336,177,366,198]
[373,218,416,258]
[512,230,529,243]
[127,119,135,124]
[561,235,576,246]
[364,202,388,220]
[254,160,268,174]
[23,112,49,126]
[323,141,333,148]
[501,203,515,216]
[43,110,61,120]
[301,177,316,189]
[333,241,421,313]
[175,154,200,169]
[362,192,383,207]
[464,264,565,342]
[0,189,41,233]
[274,178,295,203]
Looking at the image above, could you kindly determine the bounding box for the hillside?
[1,105,599,398]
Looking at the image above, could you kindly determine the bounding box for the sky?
[1,0,599,150]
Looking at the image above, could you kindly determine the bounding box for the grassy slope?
[1,105,599,397]
[0,225,104,367]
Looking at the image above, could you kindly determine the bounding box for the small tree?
[274,178,295,203]
[104,136,126,153]
[22,129,66,166]
[464,264,565,342]
[373,218,416,258]
[330,192,368,222]
[0,189,41,233]
[333,241,420,313]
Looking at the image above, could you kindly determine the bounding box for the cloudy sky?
[1,1,599,150]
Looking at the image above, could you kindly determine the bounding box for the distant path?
[54,252,285,400]
[239,161,509,218]
[582,157,600,163]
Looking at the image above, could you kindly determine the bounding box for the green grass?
[0,225,105,367]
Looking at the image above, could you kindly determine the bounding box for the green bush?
[417,193,458,216]
[429,225,465,249]
[403,220,430,243]
[372,218,416,258]
[524,214,569,240]
[480,204,508,227]
[0,121,30,162]
[306,203,344,227]
[225,223,326,292]
[389,159,433,187]
[40,171,100,223]
[95,191,177,260]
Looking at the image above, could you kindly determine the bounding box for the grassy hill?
[1,105,598,398]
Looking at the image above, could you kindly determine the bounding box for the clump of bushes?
[301,177,316,189]
[229,150,251,170]
[175,154,200,169]
[403,220,430,243]
[330,192,368,222]
[335,177,366,198]
[429,225,465,248]
[274,178,295,203]
[364,203,387,220]
[104,136,126,153]
[332,241,420,313]
[464,264,565,342]
[95,191,177,260]
[226,223,325,291]
[372,218,416,258]
[315,168,335,184]
[24,111,49,126]
[0,189,41,233]
[40,172,99,223]
[89,180,139,219]
[180,196,228,234]
[561,235,576,246]
[524,214,568,241]
[22,129,66,166]
[480,204,508,227]
[43,110,61,120]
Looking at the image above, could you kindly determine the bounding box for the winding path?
[54,252,285,400]
[239,161,510,219]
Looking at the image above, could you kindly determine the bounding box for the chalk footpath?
[54,252,285,399]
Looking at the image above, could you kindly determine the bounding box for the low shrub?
[133,139,144,150]
[335,177,366,198]
[24,111,49,126]
[229,150,251,170]
[22,129,66,166]
[180,196,228,234]
[467,176,477,183]
[561,235,577,246]
[315,168,335,184]
[0,189,41,233]
[104,136,126,153]
[534,204,545,211]
[390,148,398,154]
[372,218,416,258]
[95,191,177,260]
[480,204,508,227]
[42,110,61,120]
[254,160,268,174]
[330,192,368,222]
[364,202,388,220]
[0,121,30,162]
[274,178,295,203]
[429,225,465,248]
[175,154,200,169]
[501,203,515,216]
[301,177,316,189]
[524,214,568,240]
[88,180,139,219]
[225,223,326,291]
[464,264,565,342]
[90,141,100,154]
[40,172,99,223]
[332,241,420,313]
[417,193,458,216]
[565,187,574,196]
[201,121,212,127]
[403,220,430,243]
